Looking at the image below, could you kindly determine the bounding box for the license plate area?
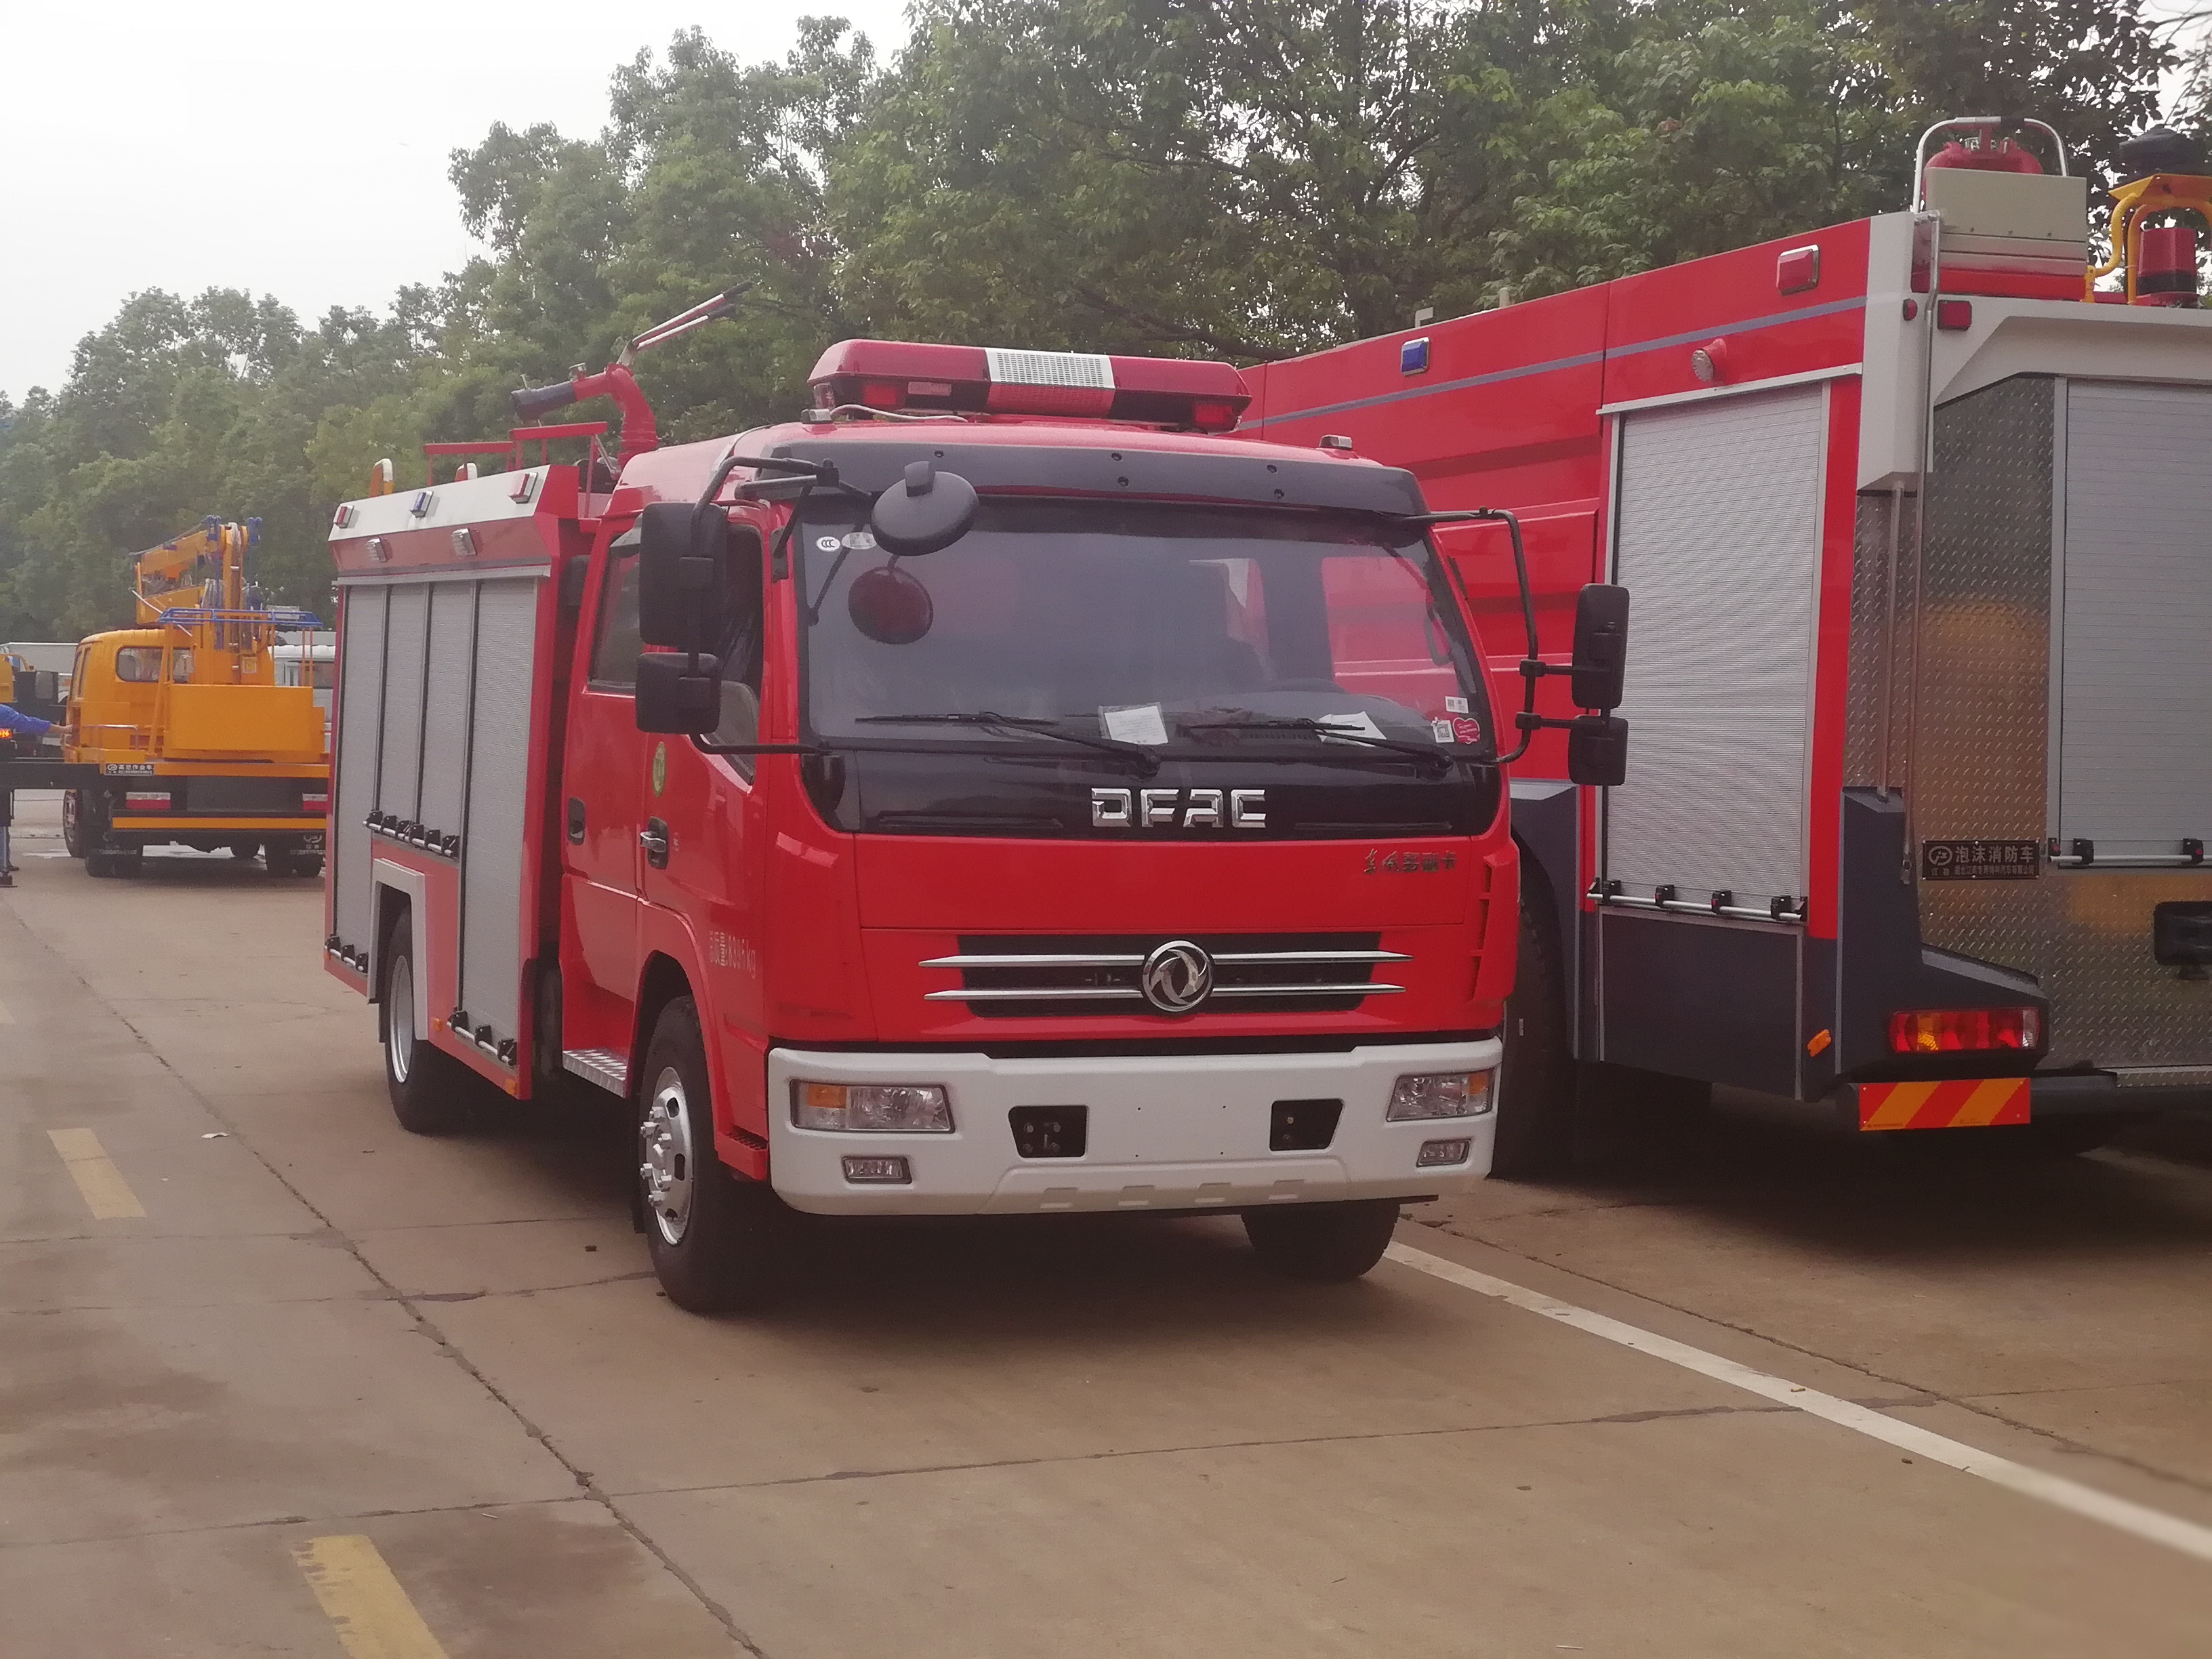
[1269,1098,1343,1152]
[1009,1105,1087,1159]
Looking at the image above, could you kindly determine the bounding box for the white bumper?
[765,1040,1499,1216]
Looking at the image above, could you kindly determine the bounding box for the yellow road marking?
[291,1535,451,1659]
[46,1128,144,1219]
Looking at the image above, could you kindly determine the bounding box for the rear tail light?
[302,792,329,813]
[123,791,172,811]
[1887,1006,2041,1054]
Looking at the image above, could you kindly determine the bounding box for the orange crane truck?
[61,516,330,877]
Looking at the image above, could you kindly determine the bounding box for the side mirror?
[1565,714,1628,787]
[635,651,722,734]
[638,502,732,651]
[1568,583,1629,711]
[869,461,978,557]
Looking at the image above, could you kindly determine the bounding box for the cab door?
[636,520,773,1137]
[562,539,647,1008]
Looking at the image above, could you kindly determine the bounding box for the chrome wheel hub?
[639,1066,695,1246]
[388,954,415,1084]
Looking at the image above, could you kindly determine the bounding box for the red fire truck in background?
[323,305,1628,1311]
[1246,117,2212,1171]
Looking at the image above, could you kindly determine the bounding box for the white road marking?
[0,996,14,1023]
[1385,1241,2212,1564]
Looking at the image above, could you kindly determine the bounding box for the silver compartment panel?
[1914,376,2212,1069]
[1606,384,1826,909]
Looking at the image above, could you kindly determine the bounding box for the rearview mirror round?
[848,565,935,644]
[869,461,978,557]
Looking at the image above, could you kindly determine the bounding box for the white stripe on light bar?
[983,348,1114,389]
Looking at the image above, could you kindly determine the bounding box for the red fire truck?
[323,314,1628,1309]
[1245,118,2212,1171]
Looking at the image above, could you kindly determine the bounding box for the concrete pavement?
[1,793,2207,1656]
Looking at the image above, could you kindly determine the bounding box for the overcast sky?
[0,1,912,402]
[7,2,2207,405]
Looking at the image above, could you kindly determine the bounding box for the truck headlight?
[1387,1071,1494,1122]
[792,1082,954,1132]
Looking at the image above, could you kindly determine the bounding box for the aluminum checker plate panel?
[1843,487,1919,791]
[1915,375,2212,1069]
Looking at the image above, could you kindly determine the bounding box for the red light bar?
[1888,1006,2041,1054]
[123,791,173,811]
[807,340,1252,432]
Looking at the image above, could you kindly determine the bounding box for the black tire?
[228,839,262,861]
[84,851,117,878]
[62,791,83,857]
[264,835,321,878]
[1243,1199,1401,1282]
[636,996,786,1313]
[1493,873,1579,1179]
[379,912,476,1134]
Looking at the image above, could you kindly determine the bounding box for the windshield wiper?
[1181,716,1461,775]
[853,711,1161,775]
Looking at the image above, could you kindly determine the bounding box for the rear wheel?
[1243,1200,1401,1282]
[636,996,786,1313]
[228,839,262,861]
[380,914,475,1134]
[61,791,83,857]
[1493,876,1578,1179]
[266,835,323,878]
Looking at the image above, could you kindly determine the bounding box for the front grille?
[922,933,1407,1019]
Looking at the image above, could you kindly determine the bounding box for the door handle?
[640,819,671,869]
[566,797,586,844]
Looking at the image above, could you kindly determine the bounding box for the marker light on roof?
[806,340,1252,432]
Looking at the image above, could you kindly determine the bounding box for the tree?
[0,3,2180,638]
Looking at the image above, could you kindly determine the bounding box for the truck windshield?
[800,500,1494,762]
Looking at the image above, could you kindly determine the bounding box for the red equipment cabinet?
[1246,119,2212,1160]
[324,342,1529,1309]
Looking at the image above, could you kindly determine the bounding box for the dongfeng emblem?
[651,741,668,797]
[1140,939,1214,1015]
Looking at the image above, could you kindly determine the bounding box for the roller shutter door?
[2059,383,2212,857]
[459,578,542,1042]
[1605,384,1826,910]
[330,587,387,959]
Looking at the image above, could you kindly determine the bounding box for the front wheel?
[1242,1199,1400,1282]
[636,996,787,1313]
[380,914,476,1134]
